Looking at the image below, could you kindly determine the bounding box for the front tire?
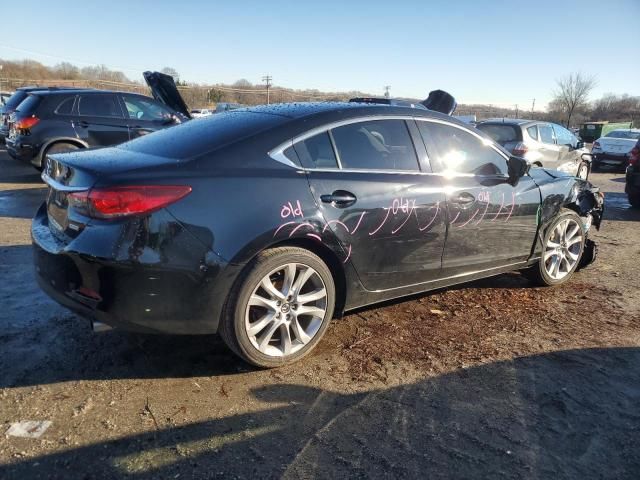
[219,247,335,368]
[523,209,585,286]
[629,193,640,208]
[577,161,589,180]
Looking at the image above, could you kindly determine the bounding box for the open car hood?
[143,71,191,119]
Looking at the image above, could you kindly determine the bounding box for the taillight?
[629,147,640,166]
[512,142,528,156]
[15,116,40,131]
[593,141,601,149]
[68,185,192,219]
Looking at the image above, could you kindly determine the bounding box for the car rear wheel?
[522,209,585,286]
[219,247,335,367]
[629,193,640,208]
[40,142,80,171]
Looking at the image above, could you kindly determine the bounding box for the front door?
[295,119,447,291]
[416,120,540,277]
[537,123,561,169]
[74,93,129,147]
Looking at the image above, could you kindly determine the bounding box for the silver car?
[476,119,591,179]
[591,128,640,172]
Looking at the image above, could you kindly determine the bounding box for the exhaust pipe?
[91,321,113,333]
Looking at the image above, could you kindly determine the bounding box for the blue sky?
[1,0,638,108]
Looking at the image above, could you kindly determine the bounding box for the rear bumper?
[32,203,239,334]
[593,153,629,167]
[5,136,40,164]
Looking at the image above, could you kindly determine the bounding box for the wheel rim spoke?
[249,293,276,310]
[291,266,314,297]
[280,324,293,355]
[567,236,582,246]
[296,305,325,318]
[282,264,297,297]
[247,313,275,336]
[257,320,280,350]
[296,287,327,304]
[260,276,285,301]
[291,317,312,344]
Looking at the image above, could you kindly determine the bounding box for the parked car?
[5,72,191,170]
[579,121,632,143]
[591,129,640,172]
[476,119,591,180]
[625,139,640,208]
[0,91,14,106]
[32,90,605,367]
[190,108,213,118]
[215,102,245,113]
[1,86,82,143]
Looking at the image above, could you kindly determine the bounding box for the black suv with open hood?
[5,72,191,170]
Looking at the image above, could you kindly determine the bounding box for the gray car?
[476,119,591,180]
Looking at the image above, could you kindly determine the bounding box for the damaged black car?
[32,83,604,367]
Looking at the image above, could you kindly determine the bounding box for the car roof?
[477,118,538,126]
[608,128,640,133]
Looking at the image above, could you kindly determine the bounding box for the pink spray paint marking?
[503,192,516,222]
[349,212,367,234]
[457,209,479,228]
[288,222,314,237]
[323,219,350,233]
[343,244,352,264]
[306,233,322,241]
[417,202,440,232]
[273,221,296,237]
[491,193,505,222]
[280,200,303,219]
[391,200,416,234]
[474,200,490,226]
[449,211,461,225]
[369,208,391,236]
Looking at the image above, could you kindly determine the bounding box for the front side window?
[123,95,172,121]
[330,119,419,171]
[538,124,555,144]
[553,124,575,147]
[418,121,508,176]
[294,132,338,169]
[78,94,123,118]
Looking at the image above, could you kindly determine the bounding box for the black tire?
[40,142,80,171]
[629,193,640,208]
[219,247,336,368]
[522,209,586,287]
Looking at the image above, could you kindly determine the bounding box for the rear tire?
[629,193,640,208]
[219,247,335,368]
[40,142,80,171]
[522,209,585,287]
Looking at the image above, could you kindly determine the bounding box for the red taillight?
[630,147,640,166]
[69,185,192,219]
[15,116,40,130]
[512,142,528,156]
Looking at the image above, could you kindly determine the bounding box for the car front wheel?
[523,209,586,286]
[577,161,589,180]
[219,247,335,367]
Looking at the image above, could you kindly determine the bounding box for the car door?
[120,94,177,140]
[294,118,447,291]
[74,93,129,147]
[553,123,581,174]
[416,120,540,277]
[537,123,561,168]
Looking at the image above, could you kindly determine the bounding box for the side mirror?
[575,141,585,150]
[507,156,529,186]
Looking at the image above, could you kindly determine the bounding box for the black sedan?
[32,100,604,367]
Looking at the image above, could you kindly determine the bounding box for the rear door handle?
[450,192,475,205]
[320,190,357,208]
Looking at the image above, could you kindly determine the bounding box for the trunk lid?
[597,137,637,154]
[143,71,192,120]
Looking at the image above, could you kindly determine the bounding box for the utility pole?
[261,75,272,104]
[531,98,536,117]
[515,104,519,118]
[384,85,391,98]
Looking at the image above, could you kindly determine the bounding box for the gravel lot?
[1,149,639,479]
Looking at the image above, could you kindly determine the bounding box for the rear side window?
[78,94,123,118]
[475,124,519,144]
[418,121,509,176]
[527,125,538,140]
[4,91,29,110]
[294,132,338,169]
[55,97,75,115]
[330,119,419,171]
[15,95,42,114]
[538,124,555,144]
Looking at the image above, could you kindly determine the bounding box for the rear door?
[75,93,129,147]
[537,123,561,168]
[295,118,447,291]
[416,120,540,276]
[120,94,177,140]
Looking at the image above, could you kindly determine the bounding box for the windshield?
[475,124,520,144]
[605,130,640,140]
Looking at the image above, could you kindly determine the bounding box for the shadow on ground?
[1,347,639,479]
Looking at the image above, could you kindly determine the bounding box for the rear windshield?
[15,94,42,114]
[119,111,288,159]
[4,90,30,110]
[475,124,520,144]
[605,130,640,140]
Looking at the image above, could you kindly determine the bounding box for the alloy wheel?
[244,263,327,357]
[543,218,583,280]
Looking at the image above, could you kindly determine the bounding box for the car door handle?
[320,190,357,208]
[450,192,475,205]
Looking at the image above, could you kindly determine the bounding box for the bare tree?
[160,67,180,82]
[552,72,597,127]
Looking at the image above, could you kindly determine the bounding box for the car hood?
[143,71,191,120]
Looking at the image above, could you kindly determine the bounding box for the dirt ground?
[1,149,639,479]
